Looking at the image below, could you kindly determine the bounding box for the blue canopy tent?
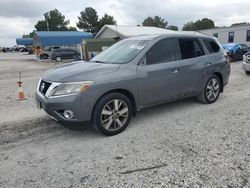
[33,31,93,47]
[16,38,33,46]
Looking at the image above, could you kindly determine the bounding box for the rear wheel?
[198,75,221,104]
[92,93,132,136]
[245,71,250,75]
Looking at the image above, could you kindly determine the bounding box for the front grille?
[39,80,51,95]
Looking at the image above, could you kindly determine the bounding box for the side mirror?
[138,56,146,65]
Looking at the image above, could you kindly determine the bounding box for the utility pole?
[44,12,50,31]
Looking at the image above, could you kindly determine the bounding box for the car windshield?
[90,39,148,64]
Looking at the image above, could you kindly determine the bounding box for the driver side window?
[146,38,177,65]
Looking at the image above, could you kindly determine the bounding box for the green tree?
[67,26,78,31]
[142,17,155,26]
[167,25,178,31]
[35,20,47,31]
[22,31,35,38]
[182,21,196,31]
[98,13,116,30]
[182,18,215,31]
[77,7,99,35]
[34,9,72,31]
[195,18,215,30]
[142,16,168,28]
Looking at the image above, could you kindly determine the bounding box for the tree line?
[23,7,248,38]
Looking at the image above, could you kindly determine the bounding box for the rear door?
[177,38,209,96]
[137,38,182,106]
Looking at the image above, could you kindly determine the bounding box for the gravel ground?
[0,53,249,188]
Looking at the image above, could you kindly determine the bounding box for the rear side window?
[178,38,205,59]
[146,38,177,64]
[202,39,220,53]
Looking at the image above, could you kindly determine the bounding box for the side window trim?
[198,38,210,55]
[195,38,206,55]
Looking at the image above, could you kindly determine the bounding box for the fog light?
[63,110,74,119]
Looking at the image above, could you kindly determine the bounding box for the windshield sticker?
[130,45,145,50]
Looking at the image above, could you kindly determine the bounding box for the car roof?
[125,32,212,41]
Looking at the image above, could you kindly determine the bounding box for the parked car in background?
[51,48,80,62]
[36,34,230,136]
[242,51,250,74]
[223,43,250,61]
[19,47,28,52]
[40,46,60,59]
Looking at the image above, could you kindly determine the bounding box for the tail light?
[224,54,231,64]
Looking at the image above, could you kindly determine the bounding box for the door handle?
[205,62,212,66]
[171,68,179,73]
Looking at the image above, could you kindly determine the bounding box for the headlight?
[48,81,94,97]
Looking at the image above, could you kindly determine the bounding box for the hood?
[42,61,120,82]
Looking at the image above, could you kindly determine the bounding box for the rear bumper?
[222,63,231,87]
[242,61,250,71]
[35,91,95,122]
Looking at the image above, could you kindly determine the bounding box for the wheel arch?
[91,88,137,120]
[213,72,223,92]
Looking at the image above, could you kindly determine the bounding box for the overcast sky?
[1,0,250,46]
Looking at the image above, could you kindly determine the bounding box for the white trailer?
[199,25,250,46]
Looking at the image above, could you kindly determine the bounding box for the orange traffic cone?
[17,81,26,100]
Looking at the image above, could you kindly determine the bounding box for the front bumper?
[35,91,95,122]
[242,61,250,71]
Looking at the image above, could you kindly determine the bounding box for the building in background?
[95,25,176,39]
[199,25,250,45]
[33,31,93,47]
[82,38,116,60]
[33,31,93,60]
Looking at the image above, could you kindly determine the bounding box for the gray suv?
[51,48,80,62]
[36,33,230,135]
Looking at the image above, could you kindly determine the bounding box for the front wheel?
[198,75,221,104]
[92,93,132,136]
[56,56,62,62]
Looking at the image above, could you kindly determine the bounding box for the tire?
[56,56,62,62]
[198,74,221,104]
[92,93,132,136]
[245,71,250,75]
[43,54,49,59]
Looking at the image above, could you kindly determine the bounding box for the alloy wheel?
[206,78,220,101]
[56,56,62,62]
[100,99,129,131]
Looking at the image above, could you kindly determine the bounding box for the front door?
[137,38,181,107]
